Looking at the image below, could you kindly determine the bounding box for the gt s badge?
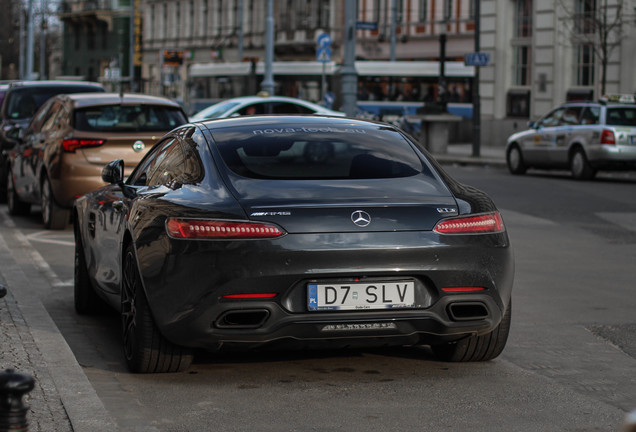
[437,208,457,214]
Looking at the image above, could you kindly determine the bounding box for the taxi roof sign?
[600,94,636,104]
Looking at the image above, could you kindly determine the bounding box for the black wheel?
[41,175,70,229]
[74,222,107,314]
[121,244,193,373]
[432,300,511,362]
[7,168,31,216]
[570,148,596,180]
[506,145,527,175]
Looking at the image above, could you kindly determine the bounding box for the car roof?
[7,80,104,89]
[196,114,383,129]
[57,92,184,109]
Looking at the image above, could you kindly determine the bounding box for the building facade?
[480,0,636,146]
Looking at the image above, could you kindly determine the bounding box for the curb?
[433,154,507,168]
[0,209,118,432]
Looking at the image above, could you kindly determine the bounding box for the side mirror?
[6,125,24,142]
[528,120,537,129]
[102,160,124,184]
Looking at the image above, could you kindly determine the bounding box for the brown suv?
[7,92,188,228]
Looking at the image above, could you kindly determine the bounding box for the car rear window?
[606,108,636,126]
[5,85,104,120]
[74,105,187,132]
[210,124,428,180]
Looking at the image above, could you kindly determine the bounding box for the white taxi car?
[506,94,636,179]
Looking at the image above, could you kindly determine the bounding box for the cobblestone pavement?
[0,286,73,432]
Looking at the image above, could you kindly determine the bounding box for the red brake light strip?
[166,218,286,239]
[433,212,504,235]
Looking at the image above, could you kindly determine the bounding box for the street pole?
[129,0,135,91]
[237,0,243,61]
[260,0,275,95]
[39,0,46,80]
[26,0,34,80]
[340,0,357,117]
[389,0,396,61]
[472,0,481,157]
[19,8,25,79]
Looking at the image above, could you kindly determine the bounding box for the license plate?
[307,281,415,311]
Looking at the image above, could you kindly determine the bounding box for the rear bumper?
[587,144,636,169]
[135,230,514,351]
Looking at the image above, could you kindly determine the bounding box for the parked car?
[7,92,188,229]
[0,80,105,202]
[189,95,345,121]
[74,115,514,373]
[506,94,636,179]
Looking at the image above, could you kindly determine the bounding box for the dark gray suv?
[0,80,104,201]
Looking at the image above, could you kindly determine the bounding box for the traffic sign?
[317,47,332,63]
[317,33,332,48]
[356,21,378,30]
[464,52,491,67]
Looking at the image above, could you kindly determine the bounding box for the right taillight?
[62,138,105,152]
[433,212,505,235]
[600,129,615,145]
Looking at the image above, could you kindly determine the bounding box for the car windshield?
[211,123,428,180]
[74,105,187,132]
[191,101,242,120]
[606,107,636,126]
[6,86,103,120]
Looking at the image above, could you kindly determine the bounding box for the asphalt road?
[2,165,636,431]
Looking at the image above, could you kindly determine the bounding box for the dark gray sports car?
[74,116,514,373]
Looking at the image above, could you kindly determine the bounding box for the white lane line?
[25,230,74,247]
[0,208,68,288]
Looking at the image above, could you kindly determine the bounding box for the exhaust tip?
[447,302,489,321]
[216,309,270,329]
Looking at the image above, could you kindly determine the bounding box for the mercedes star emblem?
[132,140,146,153]
[351,210,371,227]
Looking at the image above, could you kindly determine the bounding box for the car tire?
[431,299,511,362]
[121,244,193,373]
[506,145,527,175]
[41,175,70,230]
[570,148,596,180]
[7,169,31,216]
[74,222,107,314]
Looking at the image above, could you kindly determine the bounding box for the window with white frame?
[514,0,532,38]
[513,46,531,86]
[418,0,428,22]
[574,44,595,86]
[575,0,596,34]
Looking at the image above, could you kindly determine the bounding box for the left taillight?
[433,212,505,235]
[62,138,105,153]
[166,218,286,239]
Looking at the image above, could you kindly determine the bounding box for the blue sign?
[356,21,378,30]
[317,33,332,48]
[317,47,332,62]
[464,52,491,67]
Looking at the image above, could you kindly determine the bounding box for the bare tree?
[557,0,630,96]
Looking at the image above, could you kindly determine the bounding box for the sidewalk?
[432,142,507,168]
[0,211,117,432]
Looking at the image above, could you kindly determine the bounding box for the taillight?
[442,287,486,293]
[222,293,278,299]
[62,138,105,152]
[433,212,504,235]
[166,218,286,239]
[600,129,615,145]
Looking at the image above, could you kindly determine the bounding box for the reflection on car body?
[74,115,514,373]
[506,94,636,179]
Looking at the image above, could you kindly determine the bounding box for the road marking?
[25,230,74,247]
[0,208,68,289]
[596,212,636,233]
